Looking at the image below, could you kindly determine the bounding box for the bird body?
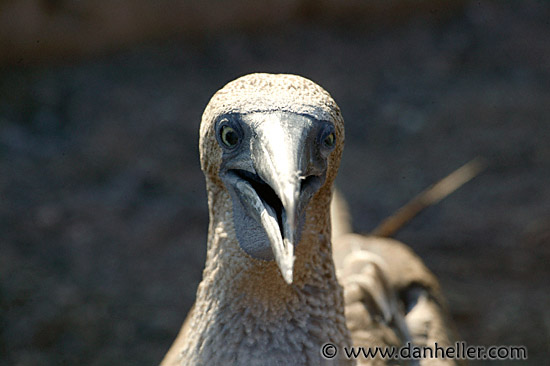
[162,74,460,366]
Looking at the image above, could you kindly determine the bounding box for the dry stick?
[370,157,487,238]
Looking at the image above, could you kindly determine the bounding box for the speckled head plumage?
[199,73,345,185]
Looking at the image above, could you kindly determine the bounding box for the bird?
[161,73,461,366]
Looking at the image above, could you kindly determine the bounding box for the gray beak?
[223,111,329,284]
[250,113,316,284]
[233,112,318,284]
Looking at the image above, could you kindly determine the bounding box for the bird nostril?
[300,175,321,194]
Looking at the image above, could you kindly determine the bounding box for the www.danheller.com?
[320,342,528,361]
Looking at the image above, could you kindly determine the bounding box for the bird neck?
[202,184,340,304]
[181,184,351,364]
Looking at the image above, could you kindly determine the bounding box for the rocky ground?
[1,1,549,365]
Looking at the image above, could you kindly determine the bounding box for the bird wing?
[333,233,462,366]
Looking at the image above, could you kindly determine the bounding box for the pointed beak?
[249,113,315,284]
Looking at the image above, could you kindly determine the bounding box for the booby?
[161,73,460,366]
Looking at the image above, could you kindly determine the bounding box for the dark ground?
[1,1,549,365]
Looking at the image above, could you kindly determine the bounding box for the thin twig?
[370,157,487,238]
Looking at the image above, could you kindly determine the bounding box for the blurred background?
[1,0,549,365]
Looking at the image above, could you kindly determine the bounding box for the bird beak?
[248,113,316,284]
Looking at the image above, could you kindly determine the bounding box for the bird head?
[199,73,344,284]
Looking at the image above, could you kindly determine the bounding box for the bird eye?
[220,124,240,148]
[323,132,336,148]
[320,122,336,150]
